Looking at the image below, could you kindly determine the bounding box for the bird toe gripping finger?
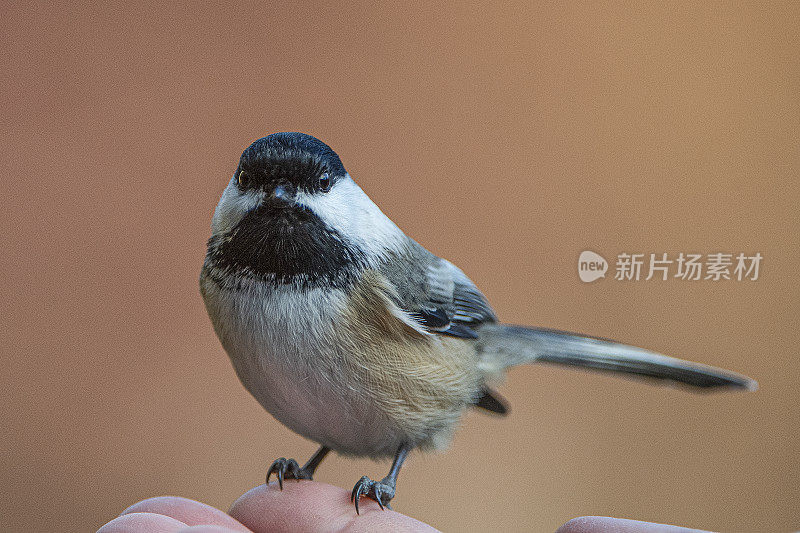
[266,457,312,489]
[350,476,395,514]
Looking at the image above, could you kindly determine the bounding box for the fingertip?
[556,516,712,533]
[121,496,192,517]
[97,512,186,533]
[121,496,249,532]
[177,527,245,533]
[230,481,439,533]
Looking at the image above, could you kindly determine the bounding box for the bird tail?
[475,324,757,391]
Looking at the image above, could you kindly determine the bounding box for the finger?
[122,497,250,532]
[229,481,440,533]
[178,526,244,533]
[97,512,186,533]
[556,516,712,533]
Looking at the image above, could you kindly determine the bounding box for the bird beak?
[271,183,296,204]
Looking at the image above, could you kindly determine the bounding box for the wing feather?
[404,258,496,336]
[375,240,496,337]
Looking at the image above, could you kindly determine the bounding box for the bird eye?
[319,172,332,192]
[237,170,250,188]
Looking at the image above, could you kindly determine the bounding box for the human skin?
[95,481,711,533]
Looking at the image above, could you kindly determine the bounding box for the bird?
[199,132,757,513]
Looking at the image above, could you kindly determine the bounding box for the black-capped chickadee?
[200,132,757,513]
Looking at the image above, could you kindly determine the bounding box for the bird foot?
[266,457,314,489]
[350,475,395,514]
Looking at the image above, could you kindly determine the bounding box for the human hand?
[97,481,712,533]
[96,481,438,533]
[556,516,712,532]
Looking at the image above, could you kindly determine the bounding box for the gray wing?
[376,240,507,413]
[424,258,498,339]
[378,240,498,339]
[376,241,507,413]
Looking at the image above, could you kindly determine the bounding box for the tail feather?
[476,324,757,391]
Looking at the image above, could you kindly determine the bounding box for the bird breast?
[200,269,481,458]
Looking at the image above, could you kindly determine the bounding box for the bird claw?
[350,475,395,514]
[266,457,313,490]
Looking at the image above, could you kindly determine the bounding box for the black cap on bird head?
[236,132,347,193]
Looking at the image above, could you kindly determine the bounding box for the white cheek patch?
[211,178,265,235]
[296,176,405,260]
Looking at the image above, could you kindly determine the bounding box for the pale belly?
[228,336,408,457]
[201,275,421,457]
[201,270,482,458]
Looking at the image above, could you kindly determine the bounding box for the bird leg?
[351,444,411,514]
[267,446,330,489]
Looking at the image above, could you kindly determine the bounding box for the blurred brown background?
[2,2,798,532]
